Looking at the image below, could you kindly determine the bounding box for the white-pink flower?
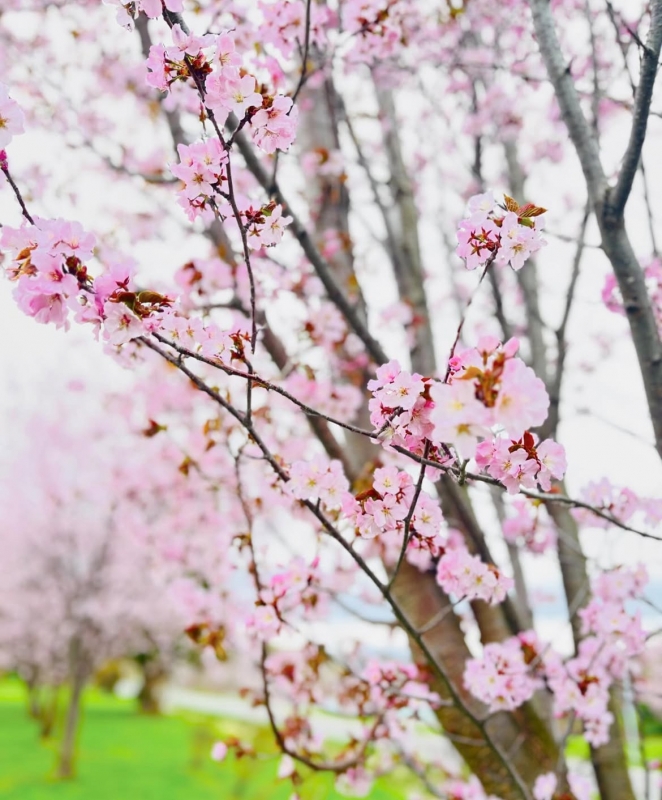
[210,741,228,762]
[102,302,144,346]
[533,772,557,800]
[0,84,25,149]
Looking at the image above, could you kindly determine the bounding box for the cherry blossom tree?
[0,402,223,777]
[1,1,662,798]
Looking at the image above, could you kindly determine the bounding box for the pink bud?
[211,741,228,762]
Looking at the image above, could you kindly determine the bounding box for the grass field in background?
[0,678,405,800]
[3,676,661,799]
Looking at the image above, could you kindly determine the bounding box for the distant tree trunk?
[58,635,88,780]
[137,657,166,715]
[39,686,59,739]
[58,672,84,779]
[26,676,41,720]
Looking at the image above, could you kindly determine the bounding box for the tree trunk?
[392,561,559,799]
[137,658,166,715]
[26,678,41,720]
[548,498,636,800]
[39,686,59,739]
[58,674,84,779]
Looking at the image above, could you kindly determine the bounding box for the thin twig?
[389,441,430,588]
[290,0,313,106]
[1,163,35,224]
[444,254,495,381]
[147,333,659,542]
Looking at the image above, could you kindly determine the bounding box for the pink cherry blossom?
[210,741,228,762]
[533,772,556,800]
[0,84,25,149]
[436,546,513,605]
[251,96,298,154]
[102,302,145,345]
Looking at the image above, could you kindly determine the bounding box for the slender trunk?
[59,634,88,781]
[548,498,636,800]
[597,217,662,461]
[528,0,662,462]
[373,85,437,377]
[58,673,84,779]
[504,125,637,799]
[39,687,59,739]
[26,680,40,720]
[137,659,165,715]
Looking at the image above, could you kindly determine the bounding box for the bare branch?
[1,161,35,224]
[610,0,662,216]
[229,122,388,365]
[528,0,606,201]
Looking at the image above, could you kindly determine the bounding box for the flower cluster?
[434,337,549,442]
[571,478,662,530]
[241,201,292,249]
[366,339,565,495]
[436,544,513,605]
[171,139,292,237]
[250,96,298,155]
[533,771,592,800]
[146,27,297,155]
[342,465,442,540]
[547,566,648,746]
[104,0,183,29]
[475,432,566,495]
[441,776,503,800]
[245,603,282,639]
[301,300,349,351]
[456,191,546,272]
[247,556,326,634]
[336,766,373,797]
[464,631,542,711]
[157,311,245,365]
[361,659,440,712]
[287,456,349,510]
[465,567,648,745]
[502,499,557,554]
[170,139,228,223]
[259,0,331,60]
[145,24,216,93]
[367,360,436,451]
[206,40,262,118]
[0,218,147,340]
[284,373,363,423]
[1,218,93,332]
[431,337,564,488]
[341,0,423,65]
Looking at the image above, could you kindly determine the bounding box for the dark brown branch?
[389,442,430,587]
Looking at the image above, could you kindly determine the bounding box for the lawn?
[0,677,405,799]
[5,676,659,799]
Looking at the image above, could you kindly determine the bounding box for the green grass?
[0,677,405,799]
